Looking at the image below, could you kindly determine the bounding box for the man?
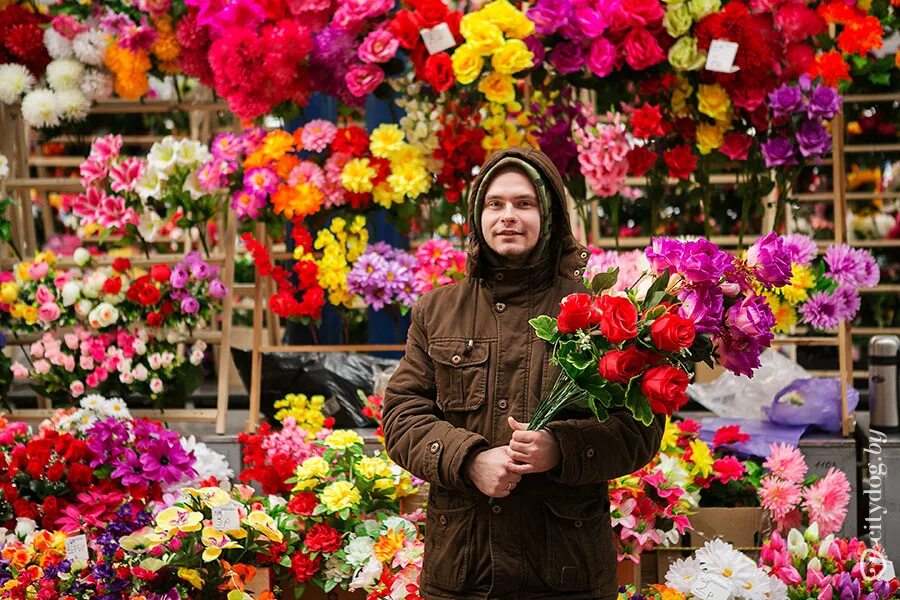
[383,147,665,600]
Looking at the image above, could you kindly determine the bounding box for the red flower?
[291,551,321,583]
[557,293,594,334]
[423,52,455,92]
[66,463,94,488]
[663,144,698,180]
[836,15,884,56]
[712,424,750,447]
[46,462,65,482]
[640,365,690,415]
[630,104,665,139]
[650,313,696,352]
[719,132,753,161]
[774,1,826,43]
[783,43,815,80]
[138,285,161,306]
[103,276,123,295]
[389,9,424,51]
[332,125,370,156]
[598,346,657,384]
[626,146,657,177]
[409,0,450,27]
[112,258,131,273]
[146,312,163,327]
[150,264,171,283]
[596,295,639,344]
[714,456,747,483]
[288,491,320,516]
[304,522,342,553]
[808,50,851,88]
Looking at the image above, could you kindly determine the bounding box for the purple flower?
[796,119,832,157]
[170,266,190,289]
[824,244,880,287]
[211,133,241,162]
[110,449,147,487]
[209,279,228,299]
[768,84,804,117]
[799,291,842,330]
[761,137,797,167]
[808,84,841,120]
[181,297,200,314]
[139,437,195,485]
[527,0,571,35]
[524,36,545,68]
[189,260,210,281]
[781,233,818,266]
[677,284,724,333]
[86,418,130,468]
[679,239,733,285]
[726,294,775,344]
[549,41,587,75]
[746,232,791,287]
[715,330,763,378]
[646,237,683,274]
[833,285,861,321]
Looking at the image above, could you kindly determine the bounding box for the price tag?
[705,40,740,73]
[420,22,456,55]
[212,504,241,531]
[877,559,896,582]
[690,572,732,600]
[65,534,89,563]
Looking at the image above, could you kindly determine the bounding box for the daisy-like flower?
[46,58,84,91]
[759,475,803,520]
[695,539,759,595]
[802,467,851,535]
[799,291,842,330]
[763,442,807,483]
[664,555,699,593]
[80,69,113,101]
[0,63,36,104]
[369,123,405,159]
[300,119,337,153]
[72,29,108,66]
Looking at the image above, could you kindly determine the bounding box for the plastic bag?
[231,349,400,427]
[764,378,860,433]
[687,349,810,420]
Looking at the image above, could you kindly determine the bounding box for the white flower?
[75,299,93,318]
[104,397,130,418]
[46,58,83,91]
[787,528,809,558]
[80,394,105,411]
[137,209,164,240]
[182,171,206,200]
[133,339,147,355]
[21,89,62,128]
[180,435,234,487]
[119,371,135,385]
[132,364,149,381]
[161,352,175,367]
[174,139,210,167]
[147,137,179,174]
[82,271,107,298]
[765,575,788,599]
[44,28,74,59]
[148,353,163,370]
[117,358,133,374]
[79,68,113,101]
[804,522,820,543]
[135,166,166,201]
[382,516,416,538]
[149,377,164,393]
[0,154,8,180]
[73,247,92,266]
[189,350,204,365]
[349,556,382,591]
[695,539,758,596]
[818,534,835,557]
[72,29,107,66]
[55,89,90,122]
[0,64,35,104]
[742,569,774,600]
[14,518,37,539]
[344,536,376,567]
[665,555,698,593]
[194,340,208,353]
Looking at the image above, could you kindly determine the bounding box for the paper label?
[65,534,89,563]
[705,40,740,73]
[212,504,241,531]
[690,572,732,600]
[420,22,456,55]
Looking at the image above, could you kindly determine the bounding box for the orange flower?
[817,0,863,24]
[2,544,35,569]
[372,528,405,563]
[218,561,258,592]
[275,154,300,179]
[271,183,324,219]
[104,42,151,99]
[808,50,851,88]
[152,19,181,62]
[837,16,884,56]
[895,50,900,69]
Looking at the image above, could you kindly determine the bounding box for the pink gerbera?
[803,468,851,535]
[300,119,337,153]
[763,442,808,483]
[759,475,803,520]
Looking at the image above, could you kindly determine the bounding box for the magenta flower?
[781,233,818,266]
[181,297,200,314]
[345,64,384,98]
[799,291,842,330]
[549,41,587,74]
[715,330,763,378]
[109,157,146,193]
[726,294,775,343]
[746,231,791,287]
[111,449,148,487]
[244,167,279,198]
[139,436,195,485]
[677,284,724,334]
[232,189,268,220]
[211,133,242,162]
[824,244,880,288]
[358,29,399,64]
[761,137,798,167]
[796,119,831,158]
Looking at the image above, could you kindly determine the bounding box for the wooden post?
[215,207,238,435]
[248,223,267,433]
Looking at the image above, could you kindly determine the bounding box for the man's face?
[480,168,541,268]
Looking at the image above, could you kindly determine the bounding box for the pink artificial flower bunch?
[572,107,632,198]
[758,442,851,535]
[70,134,143,231]
[412,239,466,294]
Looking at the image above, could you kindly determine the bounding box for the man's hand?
[505,416,561,475]
[465,446,522,498]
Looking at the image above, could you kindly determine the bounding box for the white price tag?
[420,22,457,55]
[65,534,89,563]
[877,559,896,582]
[705,40,740,73]
[212,504,241,531]
[690,572,732,600]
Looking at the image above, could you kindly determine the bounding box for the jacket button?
[497,399,508,410]
[451,354,462,364]
[580,251,588,259]
[429,442,441,453]
[492,505,502,514]
[585,447,595,458]
[574,520,583,528]
[495,302,506,313]
[496,273,504,281]
[573,269,581,277]
[439,515,448,526]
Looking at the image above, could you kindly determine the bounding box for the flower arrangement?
[528,233,791,430]
[311,215,370,309]
[239,420,328,496]
[412,239,467,294]
[814,0,888,88]
[388,0,465,94]
[573,107,631,198]
[39,394,131,436]
[272,393,335,435]
[347,242,419,312]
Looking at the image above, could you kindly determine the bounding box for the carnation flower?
[824,244,880,287]
[21,89,62,128]
[781,233,818,266]
[0,63,36,104]
[799,290,842,330]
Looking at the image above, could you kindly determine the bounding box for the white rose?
[189,350,204,366]
[82,271,106,298]
[132,364,149,381]
[61,281,81,307]
[74,299,93,318]
[88,302,119,328]
[117,358,132,374]
[119,372,134,385]
[14,518,36,539]
[149,377,164,393]
[73,247,91,266]
[161,352,175,367]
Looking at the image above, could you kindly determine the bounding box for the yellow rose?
[452,43,485,85]
[695,123,725,154]
[697,83,732,123]
[481,0,534,38]
[320,480,362,513]
[478,72,516,104]
[668,36,706,71]
[21,305,38,325]
[460,13,505,56]
[0,282,18,304]
[324,429,364,450]
[491,39,534,75]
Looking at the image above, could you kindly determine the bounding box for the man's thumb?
[507,416,527,431]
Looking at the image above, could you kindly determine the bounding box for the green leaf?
[577,373,611,406]
[279,555,292,567]
[625,383,654,426]
[324,580,337,592]
[529,316,558,342]
[642,269,670,308]
[591,268,619,294]
[585,397,609,421]
[870,73,891,86]
[98,227,114,244]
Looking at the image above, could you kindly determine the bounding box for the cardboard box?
[687,507,767,547]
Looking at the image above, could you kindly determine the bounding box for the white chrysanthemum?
[665,555,699,593]
[696,539,759,596]
[55,89,90,122]
[179,435,234,488]
[46,59,84,91]
[21,89,62,128]
[44,28,74,59]
[72,29,108,66]
[0,64,36,104]
[740,569,774,600]
[79,69,113,101]
[0,154,8,180]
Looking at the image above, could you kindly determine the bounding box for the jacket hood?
[466,146,587,282]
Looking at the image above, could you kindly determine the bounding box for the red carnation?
[626,146,657,177]
[304,522,342,553]
[663,144,698,180]
[712,424,750,447]
[630,103,665,139]
[291,551,321,583]
[67,463,94,488]
[46,462,66,482]
[112,258,131,273]
[287,492,319,516]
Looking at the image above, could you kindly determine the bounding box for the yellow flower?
[15,263,31,282]
[0,282,18,304]
[387,162,430,199]
[481,0,535,38]
[695,123,725,155]
[389,143,426,170]
[373,181,403,209]
[478,72,516,104]
[661,417,679,450]
[356,456,393,480]
[697,84,732,124]
[178,567,205,590]
[190,487,231,508]
[370,124,406,159]
[324,430,364,450]
[372,529,406,563]
[34,251,56,265]
[155,507,204,538]
[341,158,376,193]
[491,39,534,75]
[688,439,713,478]
[766,294,798,334]
[245,511,283,543]
[200,526,241,562]
[320,481,361,513]
[460,13,505,56]
[296,456,330,480]
[780,264,816,304]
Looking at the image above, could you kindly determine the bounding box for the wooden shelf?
[89,100,229,115]
[844,143,900,154]
[843,93,900,103]
[848,239,900,248]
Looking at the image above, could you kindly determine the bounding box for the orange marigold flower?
[271,182,324,220]
[817,0,863,24]
[808,50,852,88]
[837,15,884,56]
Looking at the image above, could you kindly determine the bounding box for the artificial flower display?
[664,539,788,598]
[238,419,329,496]
[387,0,465,94]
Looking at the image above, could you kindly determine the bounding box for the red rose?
[304,522,342,553]
[112,258,131,273]
[424,52,455,92]
[160,300,174,316]
[597,295,639,344]
[150,264,171,283]
[46,461,65,482]
[598,346,657,384]
[630,103,665,139]
[138,285,162,306]
[650,313,696,352]
[673,118,696,141]
[288,491,319,516]
[103,276,122,295]
[291,551,321,583]
[626,146,657,177]
[557,293,594,334]
[718,132,753,161]
[389,9,423,50]
[410,0,450,27]
[146,312,163,327]
[663,144,698,180]
[41,496,60,527]
[641,365,690,415]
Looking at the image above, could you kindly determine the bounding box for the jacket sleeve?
[544,408,665,486]
[382,300,490,490]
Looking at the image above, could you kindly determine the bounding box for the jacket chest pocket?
[428,339,489,413]
[542,497,605,591]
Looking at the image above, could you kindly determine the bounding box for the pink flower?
[345,64,384,98]
[358,29,400,64]
[231,190,267,220]
[763,442,808,483]
[70,380,85,397]
[89,134,123,167]
[28,261,49,280]
[72,187,103,220]
[289,161,326,188]
[713,456,746,483]
[196,159,234,193]
[574,6,608,37]
[52,15,89,39]
[64,333,79,350]
[137,0,172,18]
[30,342,45,359]
[109,157,146,193]
[86,371,100,388]
[803,468,851,535]
[36,285,55,305]
[759,475,802,520]
[34,359,51,375]
[620,27,665,71]
[11,362,29,379]
[587,37,618,78]
[38,303,61,323]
